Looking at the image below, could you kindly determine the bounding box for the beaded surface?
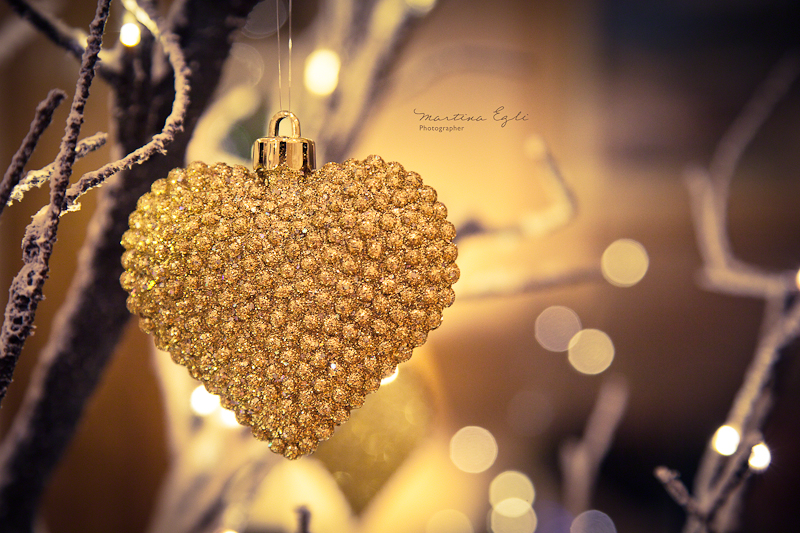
[120,156,458,459]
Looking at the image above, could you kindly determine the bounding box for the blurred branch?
[147,346,279,533]
[4,0,117,81]
[560,375,628,515]
[0,88,66,215]
[657,54,800,533]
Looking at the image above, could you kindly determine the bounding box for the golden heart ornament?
[120,112,458,459]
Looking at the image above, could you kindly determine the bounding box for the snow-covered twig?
[0,0,110,406]
[0,1,259,530]
[63,2,191,212]
[656,54,800,533]
[0,88,66,215]
[7,131,108,207]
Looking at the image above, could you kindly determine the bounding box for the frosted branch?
[0,2,261,530]
[560,375,628,515]
[6,132,108,207]
[0,0,110,406]
[657,55,800,533]
[0,88,66,216]
[63,9,191,212]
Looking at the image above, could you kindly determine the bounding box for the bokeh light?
[490,507,537,533]
[219,408,240,428]
[490,471,535,517]
[380,366,399,385]
[406,0,437,15]
[119,22,141,47]
[304,49,340,96]
[601,239,649,287]
[535,306,581,352]
[190,385,220,416]
[567,329,615,375]
[570,510,616,533]
[450,426,498,473]
[426,509,474,533]
[712,425,740,456]
[749,442,771,471]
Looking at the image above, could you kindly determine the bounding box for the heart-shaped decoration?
[120,116,458,459]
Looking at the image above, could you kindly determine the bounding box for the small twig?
[0,88,66,216]
[0,0,111,406]
[6,132,108,207]
[655,467,700,516]
[685,168,797,298]
[708,54,800,191]
[560,375,628,515]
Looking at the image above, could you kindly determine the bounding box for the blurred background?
[2,0,800,532]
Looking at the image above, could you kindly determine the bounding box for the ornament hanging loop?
[253,110,316,174]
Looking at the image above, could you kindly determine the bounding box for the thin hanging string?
[276,0,282,111]
[288,0,292,112]
[276,0,293,112]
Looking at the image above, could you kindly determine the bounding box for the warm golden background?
[2,1,800,532]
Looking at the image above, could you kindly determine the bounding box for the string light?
[490,507,537,533]
[380,366,399,385]
[489,471,535,518]
[711,425,740,456]
[120,21,141,47]
[219,408,240,428]
[748,442,771,471]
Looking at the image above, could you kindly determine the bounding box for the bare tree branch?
[64,6,191,212]
[655,467,700,515]
[0,88,66,216]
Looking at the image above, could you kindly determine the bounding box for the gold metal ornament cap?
[252,110,316,174]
